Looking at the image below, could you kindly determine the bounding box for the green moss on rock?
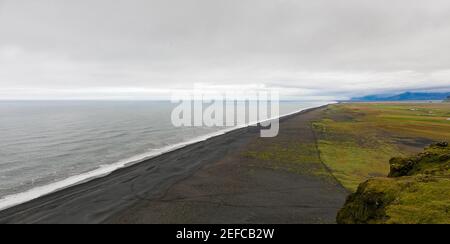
[389,142,450,177]
[337,142,450,224]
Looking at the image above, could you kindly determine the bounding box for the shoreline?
[0,103,331,212]
[0,103,336,223]
[107,104,346,224]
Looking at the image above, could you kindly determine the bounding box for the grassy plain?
[313,102,450,191]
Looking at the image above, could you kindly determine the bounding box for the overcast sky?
[1,0,450,100]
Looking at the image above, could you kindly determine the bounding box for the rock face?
[389,142,450,178]
[337,142,450,224]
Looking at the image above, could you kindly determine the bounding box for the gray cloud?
[0,0,450,99]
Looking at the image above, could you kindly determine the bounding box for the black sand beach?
[0,106,347,224]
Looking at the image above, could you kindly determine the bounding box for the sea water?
[0,100,330,209]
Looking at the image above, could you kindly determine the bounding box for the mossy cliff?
[337,142,450,224]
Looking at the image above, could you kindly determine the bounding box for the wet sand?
[0,106,347,224]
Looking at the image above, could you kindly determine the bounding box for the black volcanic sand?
[0,106,347,224]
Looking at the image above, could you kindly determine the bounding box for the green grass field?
[337,143,450,224]
[314,102,450,191]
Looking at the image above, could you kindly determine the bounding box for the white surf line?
[0,101,335,211]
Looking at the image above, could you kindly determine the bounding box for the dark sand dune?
[0,106,347,224]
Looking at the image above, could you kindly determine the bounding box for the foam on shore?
[0,102,334,211]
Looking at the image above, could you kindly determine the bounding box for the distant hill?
[352,92,450,101]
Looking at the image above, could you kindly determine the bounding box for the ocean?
[0,100,330,209]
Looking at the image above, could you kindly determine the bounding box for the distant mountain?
[352,92,450,102]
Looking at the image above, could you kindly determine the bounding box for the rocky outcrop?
[337,142,450,224]
[389,142,449,177]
